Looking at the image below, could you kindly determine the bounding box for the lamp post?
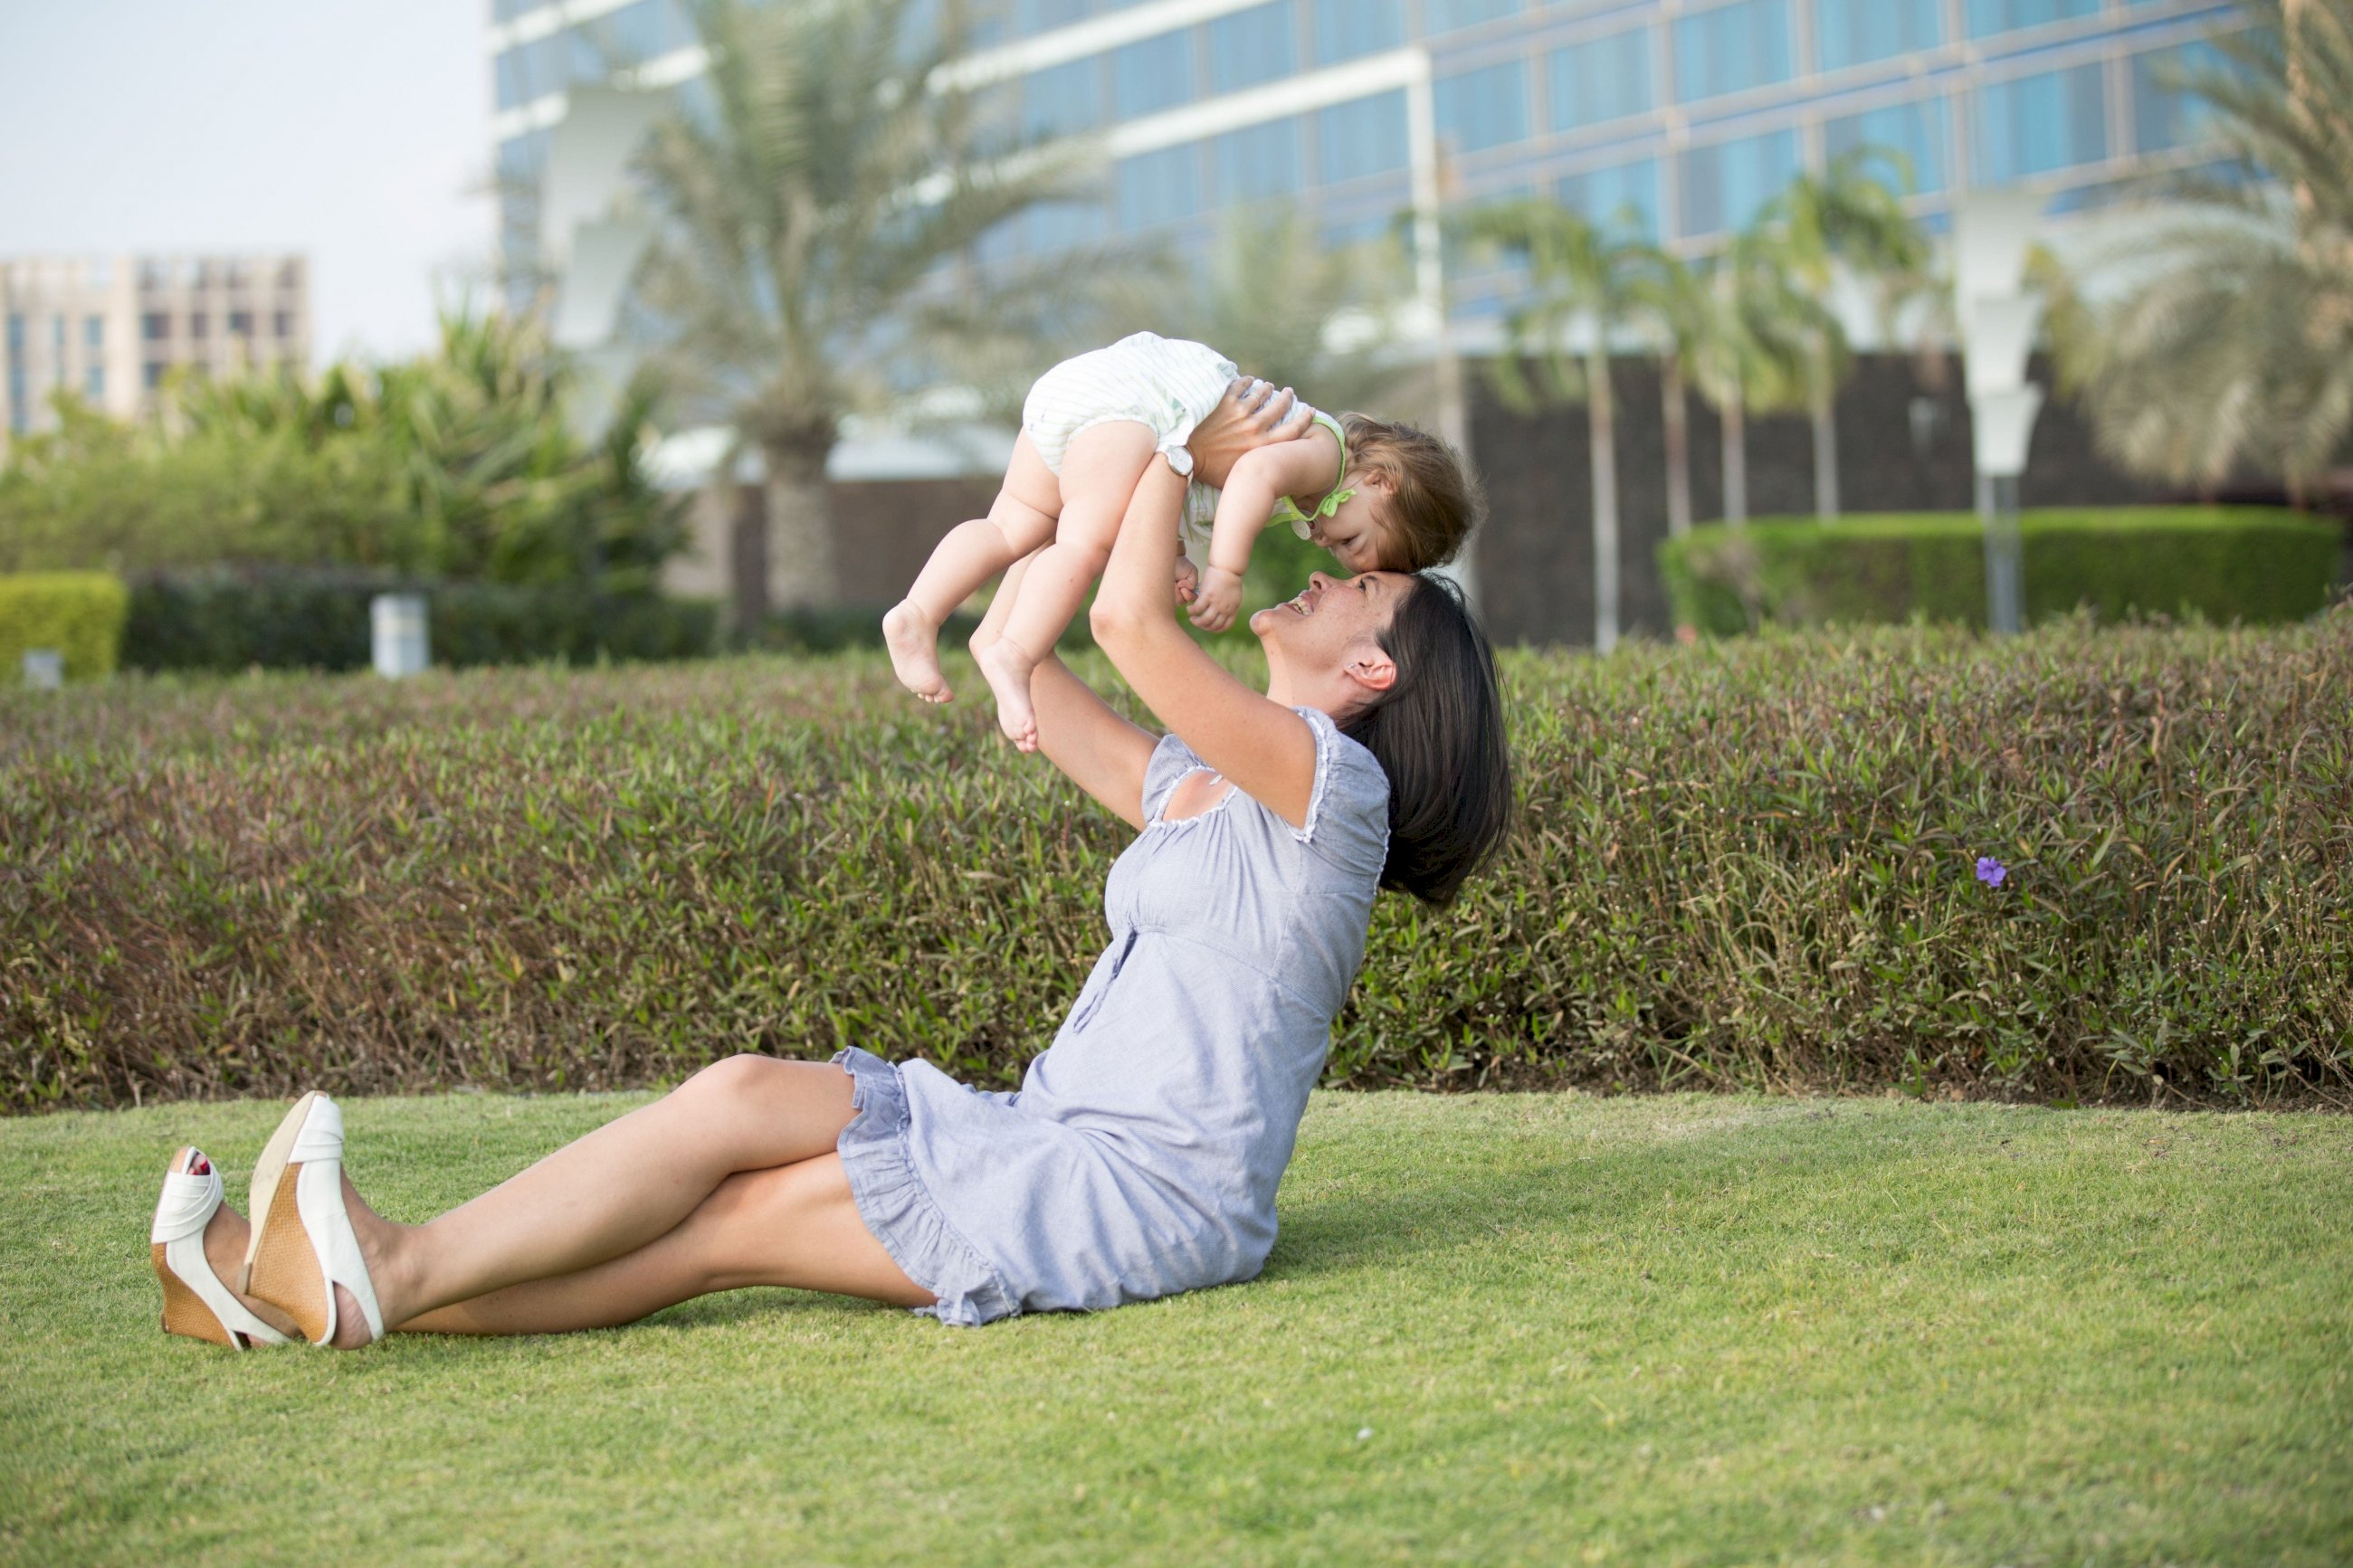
[1405,49,1478,611]
[1951,191,2047,636]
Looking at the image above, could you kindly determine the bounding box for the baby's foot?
[976,639,1041,752]
[882,601,950,703]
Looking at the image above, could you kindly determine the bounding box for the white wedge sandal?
[150,1147,292,1350]
[243,1092,386,1346]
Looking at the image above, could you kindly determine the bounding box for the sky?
[0,0,495,365]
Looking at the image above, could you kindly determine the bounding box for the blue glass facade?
[491,0,2237,302]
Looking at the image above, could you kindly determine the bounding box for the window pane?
[602,0,695,64]
[1557,157,1662,240]
[1208,3,1295,95]
[1674,0,1794,102]
[1316,89,1410,185]
[1679,127,1800,236]
[1024,57,1101,138]
[1424,0,1519,33]
[86,366,105,401]
[1115,143,1203,228]
[189,312,208,339]
[1113,32,1193,119]
[1548,26,1653,132]
[495,46,536,110]
[1030,198,1107,252]
[142,312,169,341]
[1824,96,1948,194]
[1212,117,1304,202]
[5,313,21,352]
[2132,40,2226,153]
[84,315,104,348]
[1973,63,2107,181]
[1964,0,2100,38]
[1016,0,1091,35]
[1435,61,1529,155]
[274,311,295,338]
[1313,0,1401,63]
[1815,0,1939,72]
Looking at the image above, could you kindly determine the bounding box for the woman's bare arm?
[1089,463,1318,828]
[970,552,1157,830]
[967,378,1318,827]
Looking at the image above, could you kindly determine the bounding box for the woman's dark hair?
[1335,571,1513,907]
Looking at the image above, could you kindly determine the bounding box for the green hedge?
[120,570,719,672]
[1661,508,2342,636]
[0,572,129,684]
[4,615,2348,1114]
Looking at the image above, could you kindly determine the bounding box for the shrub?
[0,572,129,684]
[3,615,2348,1114]
[1661,508,2341,636]
[120,569,718,672]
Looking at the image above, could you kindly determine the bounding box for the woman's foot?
[151,1147,299,1348]
[976,637,1042,751]
[244,1093,395,1350]
[882,601,951,703]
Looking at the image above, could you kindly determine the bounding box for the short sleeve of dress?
[1290,706,1390,879]
[1139,730,1204,823]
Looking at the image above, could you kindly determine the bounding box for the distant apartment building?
[0,253,310,453]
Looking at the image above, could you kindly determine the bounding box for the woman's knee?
[674,1052,779,1105]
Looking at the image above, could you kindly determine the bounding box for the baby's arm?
[1186,425,1343,632]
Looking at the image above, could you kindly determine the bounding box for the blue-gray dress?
[833,706,1390,1325]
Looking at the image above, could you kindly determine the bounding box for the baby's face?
[1310,478,1396,575]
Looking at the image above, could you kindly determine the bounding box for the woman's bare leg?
[884,433,1062,703]
[191,1152,926,1340]
[979,421,1159,750]
[274,1055,862,1347]
[399,1153,926,1335]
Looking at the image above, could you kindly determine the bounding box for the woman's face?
[1250,569,1408,677]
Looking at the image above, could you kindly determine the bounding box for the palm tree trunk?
[1810,339,1840,522]
[1722,387,1748,529]
[758,437,839,615]
[1589,348,1619,654]
[1662,349,1692,539]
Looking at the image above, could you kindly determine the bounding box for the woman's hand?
[1186,377,1315,489]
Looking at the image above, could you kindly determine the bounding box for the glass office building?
[487,0,2236,321]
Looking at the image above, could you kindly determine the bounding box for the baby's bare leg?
[980,422,1159,749]
[885,433,1061,702]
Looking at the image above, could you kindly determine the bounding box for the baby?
[883,331,1476,748]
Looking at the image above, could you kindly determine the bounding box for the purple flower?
[1976,856,2008,889]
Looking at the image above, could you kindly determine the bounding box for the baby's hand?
[1172,555,1199,606]
[1187,566,1243,632]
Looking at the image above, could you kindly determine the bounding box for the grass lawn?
[3,1090,2348,1565]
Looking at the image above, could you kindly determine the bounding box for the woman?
[148,382,1514,1350]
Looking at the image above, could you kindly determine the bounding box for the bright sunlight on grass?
[4,1090,2348,1565]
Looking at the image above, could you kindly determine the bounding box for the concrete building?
[485,0,2243,637]
[490,0,2237,308]
[1,253,310,454]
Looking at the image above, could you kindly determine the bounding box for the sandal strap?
[150,1165,223,1245]
[163,1232,293,1347]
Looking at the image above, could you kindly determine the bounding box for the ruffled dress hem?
[831,1047,1021,1327]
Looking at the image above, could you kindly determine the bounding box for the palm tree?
[1676,232,1822,528]
[2043,0,2353,497]
[1457,199,1655,651]
[1755,151,1932,521]
[629,0,1083,622]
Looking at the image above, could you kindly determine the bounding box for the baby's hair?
[1341,413,1481,572]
